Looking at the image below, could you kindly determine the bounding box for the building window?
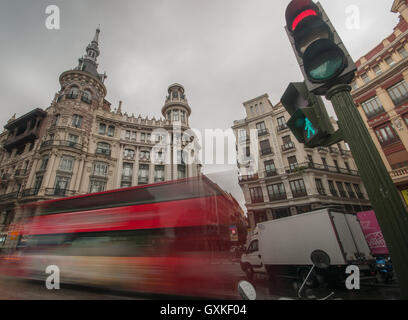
[107,126,115,137]
[375,124,399,147]
[239,130,247,143]
[122,163,133,180]
[353,184,365,199]
[124,149,135,159]
[260,140,272,155]
[265,160,276,176]
[82,90,92,104]
[328,180,338,197]
[282,135,295,151]
[39,157,49,171]
[315,179,326,195]
[373,65,382,75]
[98,123,107,135]
[96,142,111,155]
[256,122,268,136]
[336,181,348,198]
[140,133,146,142]
[345,161,351,172]
[345,183,356,199]
[93,162,108,177]
[33,175,43,194]
[52,114,60,127]
[54,176,70,195]
[89,180,106,193]
[361,96,385,119]
[59,156,74,172]
[181,111,186,123]
[140,150,150,161]
[155,165,165,182]
[398,47,408,58]
[267,183,286,201]
[386,56,395,67]
[131,131,137,140]
[173,110,180,121]
[333,160,340,172]
[138,164,149,184]
[351,81,358,90]
[177,150,185,165]
[277,117,287,131]
[125,130,131,140]
[290,179,307,198]
[177,164,186,179]
[361,73,370,84]
[250,187,264,203]
[167,111,171,120]
[387,80,408,106]
[321,157,328,169]
[72,114,83,128]
[288,155,298,171]
[68,87,79,99]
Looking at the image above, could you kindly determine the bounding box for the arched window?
[68,87,79,99]
[82,90,92,104]
[96,142,111,156]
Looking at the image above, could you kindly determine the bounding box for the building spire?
[75,27,107,82]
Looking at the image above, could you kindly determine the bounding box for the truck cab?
[240,232,266,280]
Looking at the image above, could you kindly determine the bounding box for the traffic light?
[230,225,238,242]
[285,0,356,95]
[281,82,337,148]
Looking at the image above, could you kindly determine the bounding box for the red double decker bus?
[7,175,246,299]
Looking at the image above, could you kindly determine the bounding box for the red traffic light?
[286,0,319,32]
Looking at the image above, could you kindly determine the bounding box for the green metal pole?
[326,84,408,299]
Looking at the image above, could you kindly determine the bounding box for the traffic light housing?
[281,82,336,148]
[285,0,356,95]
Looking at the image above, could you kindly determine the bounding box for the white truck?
[241,209,375,286]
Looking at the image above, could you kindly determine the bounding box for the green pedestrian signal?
[304,117,316,140]
[281,82,340,148]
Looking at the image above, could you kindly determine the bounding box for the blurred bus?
[4,175,247,299]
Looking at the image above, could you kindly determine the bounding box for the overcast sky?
[0,0,400,209]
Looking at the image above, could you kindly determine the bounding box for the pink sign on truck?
[357,211,389,256]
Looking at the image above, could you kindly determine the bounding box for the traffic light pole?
[326,84,408,298]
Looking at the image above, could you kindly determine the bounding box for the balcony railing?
[0,192,19,201]
[365,108,386,120]
[265,170,278,177]
[390,166,408,179]
[41,140,83,150]
[391,94,408,107]
[268,194,287,201]
[238,174,259,182]
[347,191,357,199]
[282,142,295,152]
[258,129,269,137]
[123,154,135,161]
[44,188,76,197]
[261,148,273,156]
[251,197,264,204]
[121,175,133,182]
[285,162,360,176]
[330,189,339,198]
[21,189,40,197]
[138,177,148,184]
[96,148,111,156]
[277,124,288,132]
[14,169,28,177]
[292,190,308,198]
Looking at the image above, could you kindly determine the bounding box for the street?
[0,262,401,300]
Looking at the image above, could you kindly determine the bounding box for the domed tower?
[36,29,109,198]
[161,83,192,127]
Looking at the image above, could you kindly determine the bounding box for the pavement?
[0,262,402,300]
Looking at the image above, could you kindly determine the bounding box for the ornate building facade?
[351,0,408,205]
[232,94,371,230]
[0,29,201,246]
